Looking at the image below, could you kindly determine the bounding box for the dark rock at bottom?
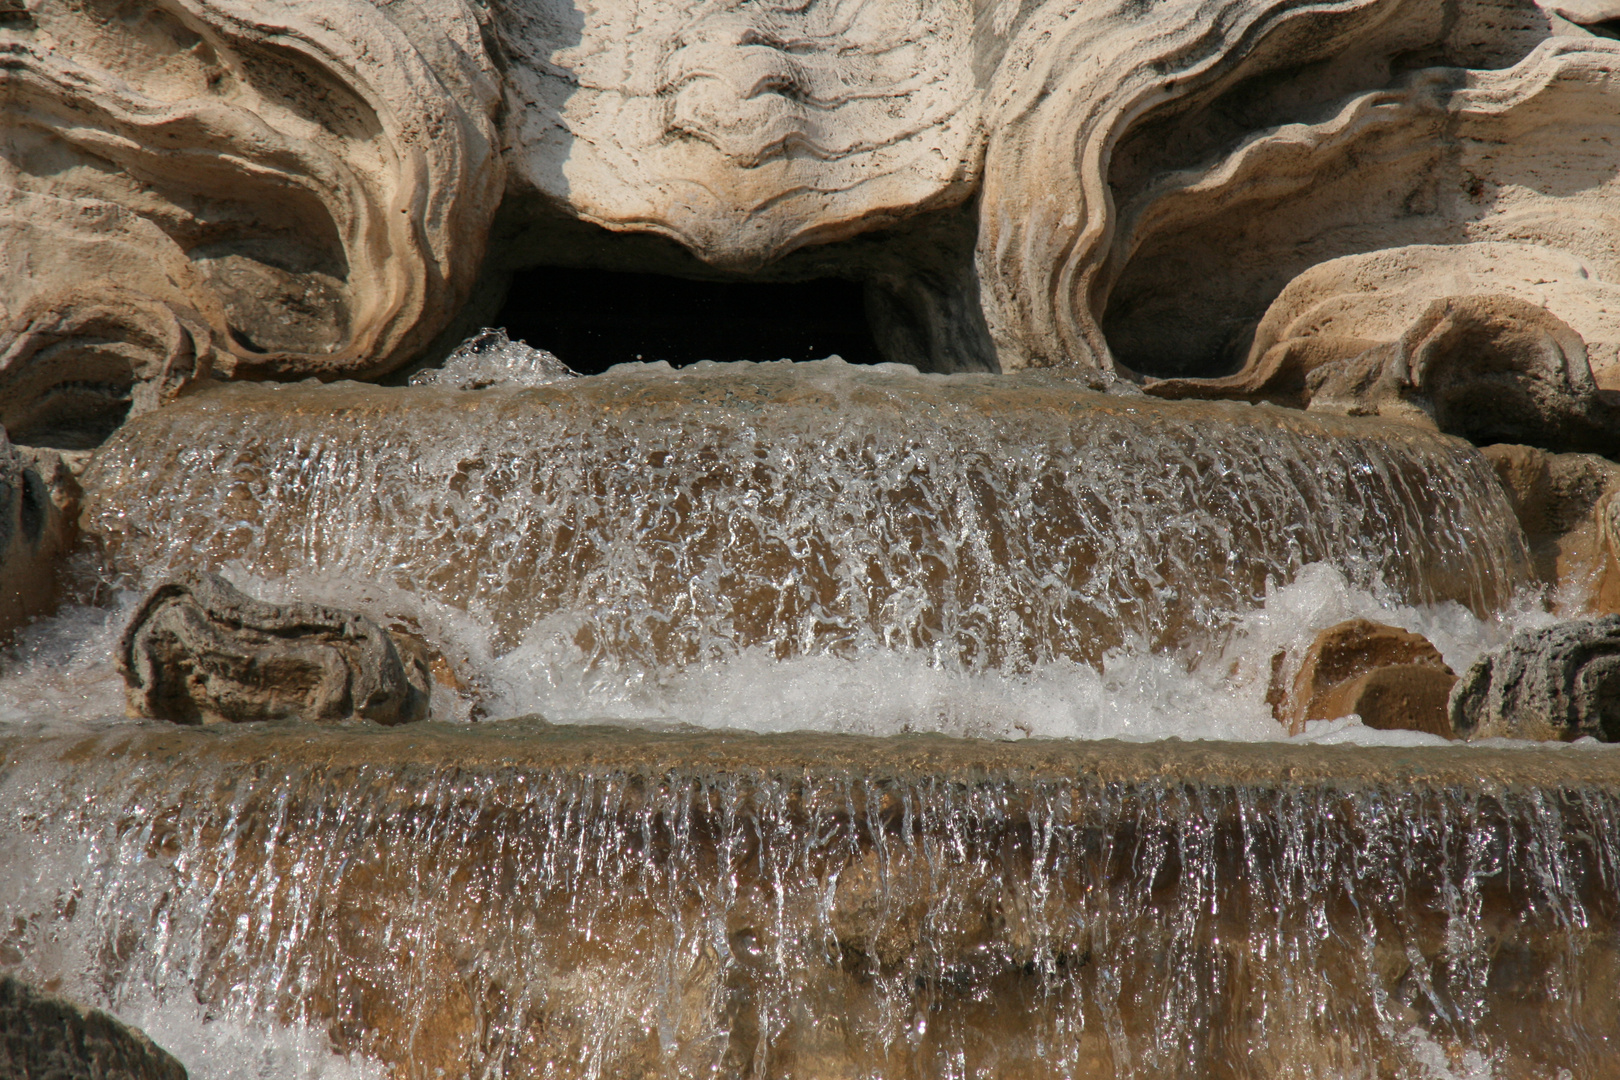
[0,975,186,1080]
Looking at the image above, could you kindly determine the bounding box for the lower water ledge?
[2,721,1618,1079]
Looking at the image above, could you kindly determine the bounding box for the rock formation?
[1482,443,1620,609]
[0,975,187,1080]
[1,0,503,446]
[1272,618,1457,737]
[118,573,431,726]
[1149,297,1620,456]
[0,429,81,639]
[1450,615,1620,740]
[7,0,1620,400]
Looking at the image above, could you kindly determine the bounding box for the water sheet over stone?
[80,362,1531,680]
[1,722,1616,1079]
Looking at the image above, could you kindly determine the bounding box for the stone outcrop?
[10,0,1620,400]
[1450,616,1620,741]
[118,573,431,726]
[1150,297,1620,456]
[0,975,186,1080]
[0,429,81,639]
[1271,618,1457,737]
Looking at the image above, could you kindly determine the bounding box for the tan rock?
[1275,618,1457,736]
[1151,296,1620,456]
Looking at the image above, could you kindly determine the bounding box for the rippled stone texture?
[0,975,186,1080]
[119,573,431,726]
[12,0,1620,391]
[81,363,1531,672]
[1452,615,1620,741]
[2,722,1617,1080]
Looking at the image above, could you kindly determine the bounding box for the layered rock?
[119,573,431,726]
[10,0,1620,398]
[0,0,502,445]
[1450,616,1620,741]
[0,976,186,1080]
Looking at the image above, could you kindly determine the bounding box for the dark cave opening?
[492,266,885,375]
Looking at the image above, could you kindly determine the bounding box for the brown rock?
[0,428,81,639]
[0,975,187,1080]
[1482,444,1620,614]
[1275,619,1456,737]
[118,573,431,726]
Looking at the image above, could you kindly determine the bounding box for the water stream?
[1,358,1613,1080]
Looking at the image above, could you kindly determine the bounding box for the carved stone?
[8,0,1620,398]
[119,573,431,726]
[1151,296,1620,456]
[1450,615,1620,741]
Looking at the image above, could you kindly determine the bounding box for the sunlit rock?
[0,0,503,447]
[1451,615,1620,740]
[1150,296,1620,455]
[118,572,431,726]
[0,975,187,1080]
[10,0,1620,394]
[1272,618,1457,737]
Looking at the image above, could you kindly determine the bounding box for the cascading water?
[53,359,1532,734]
[2,725,1617,1080]
[1,357,1613,1080]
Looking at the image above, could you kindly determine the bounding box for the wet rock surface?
[1451,615,1620,741]
[3,722,1619,1080]
[0,975,186,1080]
[0,429,81,639]
[1273,618,1457,737]
[118,573,430,726]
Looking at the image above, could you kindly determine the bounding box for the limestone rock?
[13,0,1620,396]
[1274,618,1456,737]
[1151,297,1620,456]
[118,573,431,726]
[1,0,503,445]
[0,428,81,638]
[1450,616,1620,741]
[0,975,187,1080]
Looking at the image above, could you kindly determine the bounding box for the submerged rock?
[1274,618,1457,737]
[1450,616,1620,741]
[409,328,576,390]
[118,573,431,726]
[0,429,80,638]
[0,975,186,1080]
